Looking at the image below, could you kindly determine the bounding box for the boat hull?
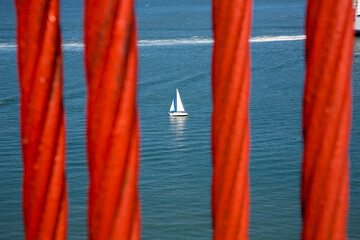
[169,112,188,116]
[355,13,360,36]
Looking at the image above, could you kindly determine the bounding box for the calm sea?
[1,0,359,239]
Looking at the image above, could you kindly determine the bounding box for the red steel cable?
[302,0,354,239]
[84,0,141,239]
[211,0,252,239]
[15,0,68,239]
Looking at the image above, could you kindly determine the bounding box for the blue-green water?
[1,0,360,239]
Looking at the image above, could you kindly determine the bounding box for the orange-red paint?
[302,0,353,239]
[211,0,252,239]
[84,0,141,239]
[15,0,68,239]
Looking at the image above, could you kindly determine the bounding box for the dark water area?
[0,0,359,239]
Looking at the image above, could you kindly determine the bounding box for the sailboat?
[355,0,360,36]
[169,89,188,116]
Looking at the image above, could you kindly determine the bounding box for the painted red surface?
[302,0,353,239]
[84,0,141,239]
[211,0,252,239]
[15,0,68,239]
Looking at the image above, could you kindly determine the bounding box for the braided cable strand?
[302,0,353,238]
[15,0,68,239]
[211,0,252,239]
[84,0,140,239]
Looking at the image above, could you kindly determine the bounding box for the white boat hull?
[169,111,188,116]
[356,18,360,36]
[355,0,360,36]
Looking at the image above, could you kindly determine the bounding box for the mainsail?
[175,89,185,112]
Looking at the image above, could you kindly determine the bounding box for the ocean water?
[0,0,359,239]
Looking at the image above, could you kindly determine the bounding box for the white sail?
[169,95,175,112]
[168,88,188,116]
[176,89,185,112]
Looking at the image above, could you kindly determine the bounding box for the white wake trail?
[0,35,306,50]
[250,35,306,43]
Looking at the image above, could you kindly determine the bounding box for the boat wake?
[138,35,306,46]
[0,35,306,51]
[251,35,306,42]
[0,43,16,48]
[138,38,213,46]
